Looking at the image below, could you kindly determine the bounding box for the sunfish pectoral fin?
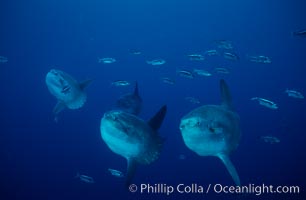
[125,158,137,188]
[79,79,93,90]
[218,153,241,186]
[53,101,66,115]
[148,105,167,131]
[220,79,234,110]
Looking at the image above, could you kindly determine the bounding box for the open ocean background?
[1,0,305,199]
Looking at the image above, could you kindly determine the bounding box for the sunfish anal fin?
[148,105,167,131]
[125,158,137,187]
[220,79,234,110]
[218,153,241,186]
[53,101,66,115]
[79,79,93,90]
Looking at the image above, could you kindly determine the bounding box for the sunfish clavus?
[45,69,92,119]
[179,79,241,185]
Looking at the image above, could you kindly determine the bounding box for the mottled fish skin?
[45,69,91,115]
[179,80,241,186]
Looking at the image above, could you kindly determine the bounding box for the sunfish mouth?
[61,85,71,94]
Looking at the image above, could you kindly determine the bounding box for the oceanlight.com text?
[129,183,300,196]
[213,183,300,196]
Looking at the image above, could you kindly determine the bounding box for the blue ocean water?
[1,0,305,199]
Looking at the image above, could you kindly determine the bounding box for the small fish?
[247,55,271,64]
[75,173,95,183]
[285,89,304,99]
[292,29,306,37]
[187,54,205,61]
[185,96,200,104]
[98,57,116,64]
[161,77,175,85]
[146,59,166,66]
[204,49,218,56]
[177,70,194,79]
[223,52,239,61]
[215,40,233,49]
[178,154,186,160]
[193,69,212,77]
[108,168,125,178]
[0,56,8,63]
[129,49,141,55]
[251,97,278,109]
[215,67,230,74]
[111,80,131,87]
[260,136,280,144]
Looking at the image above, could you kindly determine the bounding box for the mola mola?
[45,69,92,119]
[115,82,142,115]
[100,105,167,186]
[179,79,241,185]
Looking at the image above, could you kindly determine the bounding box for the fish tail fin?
[218,154,241,186]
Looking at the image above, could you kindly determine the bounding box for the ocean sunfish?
[179,79,241,186]
[45,69,92,119]
[100,105,167,186]
[115,82,142,115]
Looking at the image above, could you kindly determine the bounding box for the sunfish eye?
[209,127,215,133]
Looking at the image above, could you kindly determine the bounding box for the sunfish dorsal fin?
[218,153,241,186]
[148,105,167,131]
[79,79,93,90]
[125,158,137,187]
[134,81,139,97]
[220,79,233,110]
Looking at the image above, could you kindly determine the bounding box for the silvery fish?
[75,173,95,183]
[98,57,116,64]
[285,89,304,99]
[251,97,278,110]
